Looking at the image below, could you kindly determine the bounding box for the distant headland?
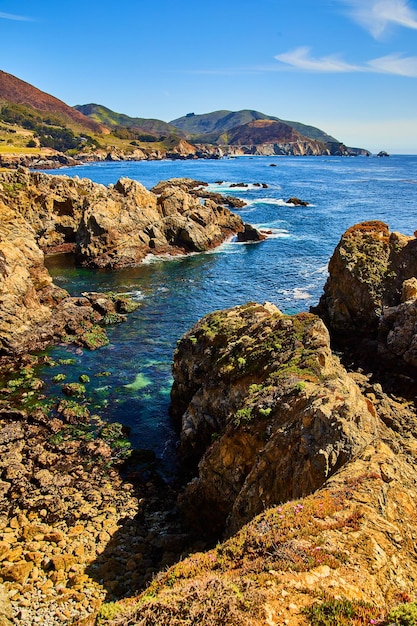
[0,69,372,169]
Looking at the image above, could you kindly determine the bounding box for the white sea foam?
[206,182,279,193]
[260,228,291,239]
[141,251,199,264]
[249,197,315,208]
[250,198,292,207]
[120,289,143,300]
[293,288,313,300]
[312,265,329,276]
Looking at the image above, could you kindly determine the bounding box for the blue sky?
[1,0,417,153]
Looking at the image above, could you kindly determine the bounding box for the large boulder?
[315,221,417,336]
[171,303,379,537]
[314,221,417,381]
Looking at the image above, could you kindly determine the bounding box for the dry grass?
[110,576,263,626]
[103,489,365,625]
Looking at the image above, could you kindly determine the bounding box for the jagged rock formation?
[314,221,417,381]
[0,197,124,355]
[0,170,253,354]
[0,170,248,268]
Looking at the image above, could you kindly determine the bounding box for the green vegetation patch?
[62,382,86,398]
[387,602,417,625]
[97,601,123,623]
[82,325,109,350]
[187,306,323,388]
[0,102,100,153]
[303,595,381,626]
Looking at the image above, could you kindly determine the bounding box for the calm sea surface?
[41,155,417,469]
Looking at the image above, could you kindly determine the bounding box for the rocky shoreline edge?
[0,140,371,171]
[0,167,417,626]
[0,169,263,624]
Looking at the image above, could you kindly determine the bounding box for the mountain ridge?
[169,108,339,144]
[75,103,181,137]
[0,70,105,135]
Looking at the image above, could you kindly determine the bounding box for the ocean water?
[41,155,417,468]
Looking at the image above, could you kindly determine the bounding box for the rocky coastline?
[1,172,417,626]
[0,169,263,624]
[0,140,370,172]
[110,222,417,625]
[0,169,264,354]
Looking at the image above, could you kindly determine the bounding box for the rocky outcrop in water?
[0,169,252,270]
[0,170,258,352]
[313,221,417,383]
[171,303,379,537]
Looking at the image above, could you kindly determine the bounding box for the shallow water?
[41,155,417,469]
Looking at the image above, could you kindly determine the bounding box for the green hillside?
[0,101,100,152]
[75,103,180,137]
[170,109,339,144]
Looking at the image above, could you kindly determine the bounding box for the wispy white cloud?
[0,11,33,21]
[275,47,417,77]
[275,47,361,72]
[339,0,417,38]
[368,53,417,75]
